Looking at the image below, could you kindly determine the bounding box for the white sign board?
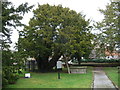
[57,61,62,69]
[25,73,31,78]
[81,57,84,59]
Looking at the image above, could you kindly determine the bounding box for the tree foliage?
[2,1,33,86]
[94,2,120,58]
[2,2,33,41]
[19,4,94,72]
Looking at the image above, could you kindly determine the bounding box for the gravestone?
[70,66,87,74]
[25,73,31,78]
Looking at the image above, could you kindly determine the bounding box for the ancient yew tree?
[19,4,94,72]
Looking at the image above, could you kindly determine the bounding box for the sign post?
[57,60,62,79]
[58,71,60,79]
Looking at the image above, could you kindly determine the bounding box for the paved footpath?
[93,67,117,90]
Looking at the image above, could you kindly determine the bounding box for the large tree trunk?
[48,53,62,71]
[36,52,61,72]
[36,55,49,72]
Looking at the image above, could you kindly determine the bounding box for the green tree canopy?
[94,2,120,58]
[19,4,94,72]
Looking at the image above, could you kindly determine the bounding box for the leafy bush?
[2,66,20,86]
[81,59,119,63]
[8,73,19,84]
[2,70,8,86]
[2,77,8,86]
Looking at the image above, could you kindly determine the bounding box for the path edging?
[91,68,94,89]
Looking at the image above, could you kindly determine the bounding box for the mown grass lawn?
[103,67,119,87]
[6,67,93,88]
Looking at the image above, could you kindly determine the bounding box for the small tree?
[94,1,120,58]
[2,1,33,86]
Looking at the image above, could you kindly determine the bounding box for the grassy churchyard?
[2,0,120,89]
[104,67,119,87]
[6,67,93,88]
[5,66,119,88]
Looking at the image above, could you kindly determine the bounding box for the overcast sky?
[9,0,110,50]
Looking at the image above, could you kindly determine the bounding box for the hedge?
[81,59,119,63]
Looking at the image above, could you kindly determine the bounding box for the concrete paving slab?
[93,67,117,90]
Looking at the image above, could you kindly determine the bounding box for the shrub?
[2,71,8,87]
[81,59,119,63]
[2,66,20,86]
[8,73,19,84]
[2,78,8,86]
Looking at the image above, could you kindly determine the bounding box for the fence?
[25,60,38,72]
